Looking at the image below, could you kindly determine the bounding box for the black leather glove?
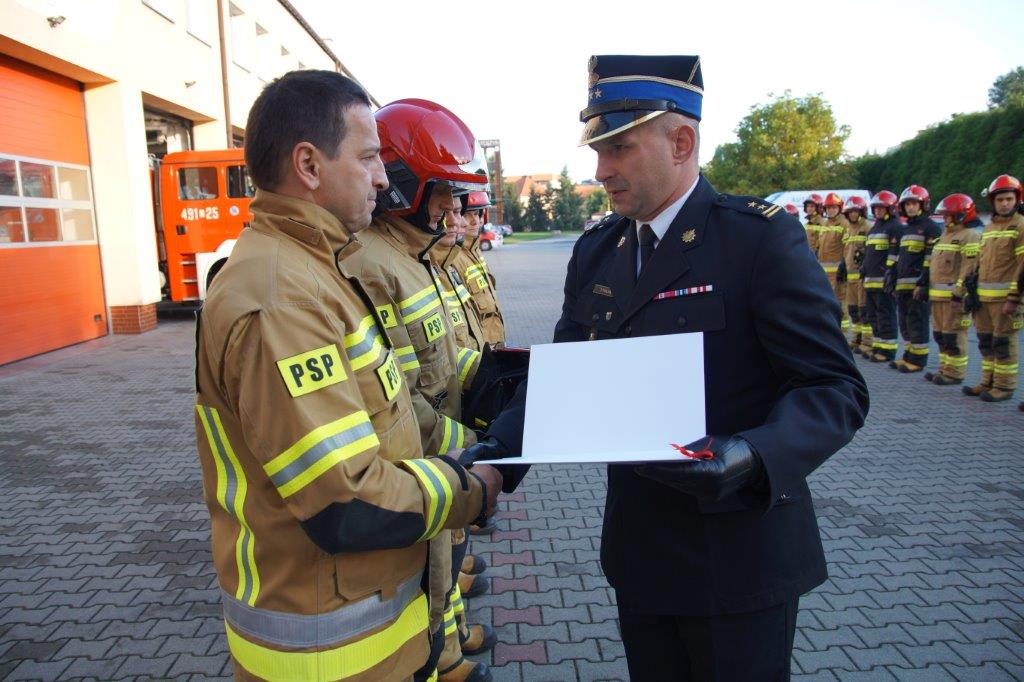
[836,260,847,283]
[636,436,764,503]
[883,269,896,295]
[458,437,514,466]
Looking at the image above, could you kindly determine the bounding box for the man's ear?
[672,124,696,164]
[292,142,320,191]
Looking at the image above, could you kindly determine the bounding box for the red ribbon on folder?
[670,437,715,460]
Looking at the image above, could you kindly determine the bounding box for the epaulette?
[582,213,621,236]
[714,194,786,220]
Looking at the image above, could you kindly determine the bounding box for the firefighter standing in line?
[862,190,902,362]
[892,185,941,373]
[924,194,981,385]
[804,193,825,254]
[339,98,497,682]
[963,174,1024,402]
[194,71,501,682]
[432,197,486,354]
[817,192,851,331]
[839,196,872,354]
[459,191,507,347]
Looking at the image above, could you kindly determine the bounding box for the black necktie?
[638,223,657,278]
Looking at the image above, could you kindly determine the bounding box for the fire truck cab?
[152,148,253,303]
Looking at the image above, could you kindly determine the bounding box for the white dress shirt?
[635,176,700,274]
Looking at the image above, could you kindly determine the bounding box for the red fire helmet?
[843,195,868,216]
[803,193,823,210]
[869,190,898,209]
[898,185,930,215]
[375,99,489,215]
[822,192,845,210]
[986,174,1022,206]
[935,193,977,225]
[464,190,493,212]
[784,203,799,216]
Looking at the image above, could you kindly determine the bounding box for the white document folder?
[486,332,706,465]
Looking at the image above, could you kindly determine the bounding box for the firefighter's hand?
[836,260,847,283]
[883,270,896,295]
[469,463,503,521]
[913,286,926,301]
[458,438,515,467]
[1002,299,1019,315]
[636,437,764,503]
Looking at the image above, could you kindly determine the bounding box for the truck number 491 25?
[180,207,220,221]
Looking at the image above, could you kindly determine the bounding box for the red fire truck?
[151,148,253,303]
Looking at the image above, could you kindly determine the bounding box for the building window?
[227,166,255,198]
[178,167,219,200]
[0,155,97,247]
[185,0,214,45]
[142,0,177,22]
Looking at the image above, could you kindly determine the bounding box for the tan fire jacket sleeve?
[222,303,483,549]
[955,230,982,298]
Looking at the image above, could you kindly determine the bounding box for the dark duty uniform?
[485,55,869,680]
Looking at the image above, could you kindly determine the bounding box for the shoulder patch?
[276,344,346,397]
[582,213,622,236]
[714,194,786,220]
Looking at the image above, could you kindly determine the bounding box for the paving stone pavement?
[1,235,1023,681]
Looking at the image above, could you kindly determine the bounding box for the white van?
[764,189,872,225]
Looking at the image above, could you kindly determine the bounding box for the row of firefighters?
[788,176,1024,408]
[196,99,527,681]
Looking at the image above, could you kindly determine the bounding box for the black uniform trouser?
[865,289,897,359]
[617,597,798,681]
[895,291,931,367]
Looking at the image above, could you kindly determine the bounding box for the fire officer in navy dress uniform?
[461,55,869,680]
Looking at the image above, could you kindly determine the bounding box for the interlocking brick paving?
[1,236,1022,680]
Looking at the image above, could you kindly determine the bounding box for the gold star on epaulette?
[616,236,626,248]
[681,229,696,243]
[747,201,758,208]
[590,88,603,100]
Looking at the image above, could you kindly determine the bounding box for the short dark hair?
[244,70,371,190]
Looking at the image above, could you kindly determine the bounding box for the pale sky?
[294,0,1024,184]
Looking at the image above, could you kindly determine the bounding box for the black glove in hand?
[883,270,896,295]
[636,437,764,503]
[836,260,847,283]
[458,437,515,467]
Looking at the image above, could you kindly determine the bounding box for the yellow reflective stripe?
[929,289,953,298]
[982,230,1019,240]
[197,406,261,605]
[264,412,378,499]
[873,341,899,350]
[452,583,464,615]
[847,273,861,280]
[932,243,962,252]
[994,363,1019,375]
[457,348,481,387]
[401,458,454,540]
[437,416,467,455]
[225,593,428,681]
[907,346,930,355]
[399,284,442,323]
[442,605,458,637]
[1016,245,1024,255]
[947,355,970,367]
[394,345,420,372]
[344,315,385,371]
[982,360,994,370]
[455,282,473,303]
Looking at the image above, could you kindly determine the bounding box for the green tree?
[585,188,609,215]
[524,187,549,232]
[703,91,854,196]
[550,167,587,232]
[501,181,524,229]
[988,66,1024,109]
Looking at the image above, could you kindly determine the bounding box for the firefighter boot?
[924,371,936,382]
[1018,401,1024,412]
[898,362,924,374]
[458,572,489,598]
[933,374,962,386]
[460,554,487,575]
[980,388,1015,403]
[459,623,497,656]
[438,658,492,682]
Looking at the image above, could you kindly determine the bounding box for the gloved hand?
[467,463,502,524]
[636,436,764,503]
[458,437,515,467]
[913,285,926,301]
[883,269,896,295]
[836,260,847,283]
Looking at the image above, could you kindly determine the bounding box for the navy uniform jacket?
[490,176,868,617]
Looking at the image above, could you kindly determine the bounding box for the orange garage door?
[0,54,107,365]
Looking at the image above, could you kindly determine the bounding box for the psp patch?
[276,344,346,398]
[375,352,403,401]
[375,304,399,329]
[423,311,446,343]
